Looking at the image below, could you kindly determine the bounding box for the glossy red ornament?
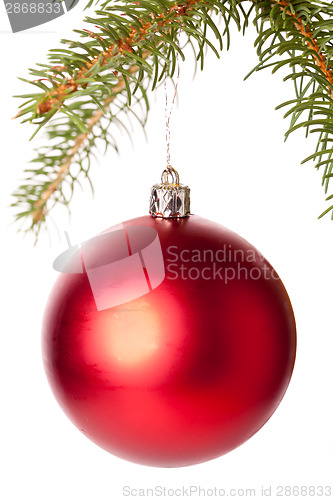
[42,215,296,467]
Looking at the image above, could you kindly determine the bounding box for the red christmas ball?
[43,215,296,467]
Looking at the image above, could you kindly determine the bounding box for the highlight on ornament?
[42,168,297,467]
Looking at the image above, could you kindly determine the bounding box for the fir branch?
[30,56,149,226]
[251,0,333,218]
[13,0,242,237]
[13,0,333,236]
[277,0,333,95]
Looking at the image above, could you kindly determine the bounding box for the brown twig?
[31,60,146,223]
[31,0,333,225]
[34,0,202,116]
[276,0,333,98]
[30,0,204,225]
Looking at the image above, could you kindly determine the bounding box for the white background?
[0,3,332,500]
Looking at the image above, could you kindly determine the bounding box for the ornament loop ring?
[161,166,179,186]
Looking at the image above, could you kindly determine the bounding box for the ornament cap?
[149,166,190,218]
